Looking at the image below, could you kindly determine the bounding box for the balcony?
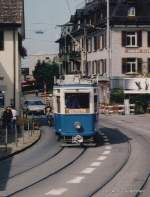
[69,51,81,61]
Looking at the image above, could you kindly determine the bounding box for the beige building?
[57,0,150,103]
[0,0,25,109]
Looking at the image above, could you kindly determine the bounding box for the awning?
[124,90,150,94]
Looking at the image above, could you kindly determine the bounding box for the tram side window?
[65,93,89,109]
[56,96,60,113]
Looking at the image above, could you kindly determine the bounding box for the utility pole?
[106,0,111,78]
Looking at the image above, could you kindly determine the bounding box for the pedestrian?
[45,105,53,126]
[2,106,13,131]
[35,89,39,96]
[11,106,18,132]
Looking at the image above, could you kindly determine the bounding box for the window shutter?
[148,58,150,73]
[137,31,142,47]
[0,31,4,50]
[104,32,106,48]
[94,36,97,51]
[148,32,150,47]
[122,58,127,74]
[122,31,126,47]
[137,58,142,73]
[102,34,105,49]
[97,36,100,50]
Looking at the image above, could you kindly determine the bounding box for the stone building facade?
[0,0,25,109]
[57,0,150,103]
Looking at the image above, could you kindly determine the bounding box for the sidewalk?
[0,128,41,161]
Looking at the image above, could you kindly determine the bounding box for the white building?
[57,0,150,104]
[0,0,25,110]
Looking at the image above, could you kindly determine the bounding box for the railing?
[100,104,135,115]
[0,116,40,152]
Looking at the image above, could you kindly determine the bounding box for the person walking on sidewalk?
[11,106,18,132]
[2,106,13,131]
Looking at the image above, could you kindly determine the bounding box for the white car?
[23,99,46,115]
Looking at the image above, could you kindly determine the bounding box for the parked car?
[23,98,46,115]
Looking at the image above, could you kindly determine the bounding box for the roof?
[0,0,24,25]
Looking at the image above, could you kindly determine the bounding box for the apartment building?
[57,0,150,103]
[0,0,25,109]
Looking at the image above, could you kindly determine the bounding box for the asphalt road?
[0,114,150,197]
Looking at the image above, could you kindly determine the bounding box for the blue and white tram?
[53,75,99,146]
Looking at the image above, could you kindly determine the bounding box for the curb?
[0,131,41,162]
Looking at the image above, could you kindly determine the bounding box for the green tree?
[110,88,125,104]
[33,60,59,91]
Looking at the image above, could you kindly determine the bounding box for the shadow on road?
[97,127,131,146]
[0,147,12,191]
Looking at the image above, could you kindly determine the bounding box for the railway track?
[134,133,150,197]
[88,127,132,197]
[0,147,86,197]
[93,119,150,197]
[0,147,64,184]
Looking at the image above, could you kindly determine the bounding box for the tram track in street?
[134,133,150,197]
[0,147,64,184]
[88,128,132,197]
[94,118,150,197]
[1,147,87,197]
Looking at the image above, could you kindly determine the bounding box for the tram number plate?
[72,135,83,143]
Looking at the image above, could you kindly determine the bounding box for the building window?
[102,59,106,74]
[122,31,142,47]
[56,96,60,113]
[122,58,142,74]
[148,59,150,73]
[77,20,81,30]
[126,32,137,47]
[0,92,4,107]
[147,32,150,47]
[128,7,136,16]
[0,31,4,50]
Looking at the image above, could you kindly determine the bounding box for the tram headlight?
[74,122,81,130]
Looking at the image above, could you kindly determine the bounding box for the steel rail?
[6,148,87,197]
[88,127,131,197]
[0,147,64,184]
[134,133,150,197]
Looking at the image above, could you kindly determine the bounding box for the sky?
[23,0,84,56]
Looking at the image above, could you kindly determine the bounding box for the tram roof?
[54,83,97,89]
[54,75,98,88]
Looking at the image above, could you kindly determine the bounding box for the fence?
[0,116,40,152]
[100,104,135,115]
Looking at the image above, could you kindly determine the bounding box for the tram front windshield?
[65,93,89,113]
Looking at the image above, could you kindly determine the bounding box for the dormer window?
[77,20,81,30]
[128,7,136,16]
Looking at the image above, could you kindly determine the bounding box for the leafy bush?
[129,94,150,114]
[110,88,125,104]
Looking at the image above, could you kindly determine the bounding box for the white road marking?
[102,150,111,155]
[97,156,107,161]
[90,162,101,167]
[81,167,96,174]
[45,188,68,196]
[67,176,85,184]
[105,146,112,150]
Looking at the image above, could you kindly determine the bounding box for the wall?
[0,30,20,109]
